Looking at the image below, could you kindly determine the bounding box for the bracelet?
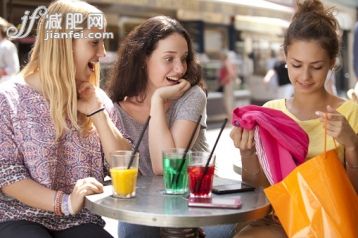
[61,193,70,216]
[54,191,64,216]
[240,151,257,159]
[68,194,74,215]
[241,151,260,176]
[346,160,358,169]
[86,107,105,117]
[242,166,261,176]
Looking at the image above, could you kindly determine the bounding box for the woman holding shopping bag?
[230,0,358,237]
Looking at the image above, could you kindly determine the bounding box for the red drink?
[188,165,215,198]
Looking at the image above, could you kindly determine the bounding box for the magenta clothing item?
[0,79,123,230]
[232,105,308,184]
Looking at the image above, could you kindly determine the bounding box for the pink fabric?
[232,105,308,184]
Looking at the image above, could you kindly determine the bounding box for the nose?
[97,41,106,58]
[174,60,186,75]
[301,66,311,81]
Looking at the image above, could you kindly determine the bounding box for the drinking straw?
[127,116,151,169]
[195,118,228,193]
[172,115,203,186]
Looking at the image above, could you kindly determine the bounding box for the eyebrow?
[162,51,188,54]
[291,58,325,64]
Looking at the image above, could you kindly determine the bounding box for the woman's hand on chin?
[152,79,191,103]
[77,82,103,115]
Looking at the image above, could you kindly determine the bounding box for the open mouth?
[88,62,95,72]
[166,76,180,84]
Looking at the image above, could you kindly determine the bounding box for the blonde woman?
[0,1,130,237]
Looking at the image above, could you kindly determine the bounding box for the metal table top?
[85,176,270,228]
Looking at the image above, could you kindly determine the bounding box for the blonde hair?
[22,0,103,140]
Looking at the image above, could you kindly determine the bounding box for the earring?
[284,64,287,68]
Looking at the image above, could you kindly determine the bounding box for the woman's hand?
[70,177,104,214]
[316,105,357,150]
[347,82,358,103]
[77,82,103,115]
[230,126,255,156]
[152,79,191,103]
[351,91,358,103]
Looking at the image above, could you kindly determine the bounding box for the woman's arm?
[240,150,269,188]
[345,135,358,192]
[2,177,103,214]
[317,105,358,192]
[230,127,269,188]
[90,110,131,161]
[77,82,131,162]
[149,80,193,175]
[2,179,56,212]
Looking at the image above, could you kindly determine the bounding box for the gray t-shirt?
[114,85,209,176]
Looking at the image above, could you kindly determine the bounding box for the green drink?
[162,149,190,194]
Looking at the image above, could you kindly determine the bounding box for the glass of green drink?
[162,148,190,194]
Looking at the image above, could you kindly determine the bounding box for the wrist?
[86,107,105,118]
[68,194,75,215]
[54,191,64,216]
[345,136,358,151]
[151,91,165,105]
[240,149,257,158]
[346,160,358,169]
[150,94,165,115]
[61,193,71,216]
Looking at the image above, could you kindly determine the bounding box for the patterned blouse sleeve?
[0,93,30,189]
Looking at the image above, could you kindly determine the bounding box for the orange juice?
[110,167,138,198]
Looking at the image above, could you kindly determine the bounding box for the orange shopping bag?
[264,138,358,237]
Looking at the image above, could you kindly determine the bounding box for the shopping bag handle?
[323,114,337,159]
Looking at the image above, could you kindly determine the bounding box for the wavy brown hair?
[106,16,202,102]
[283,0,339,61]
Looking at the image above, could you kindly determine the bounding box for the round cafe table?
[85,176,270,237]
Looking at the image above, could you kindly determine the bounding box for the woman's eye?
[165,57,173,62]
[91,41,99,46]
[292,64,300,68]
[313,66,323,70]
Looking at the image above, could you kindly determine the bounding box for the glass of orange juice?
[110,151,139,198]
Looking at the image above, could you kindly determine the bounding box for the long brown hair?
[106,16,202,102]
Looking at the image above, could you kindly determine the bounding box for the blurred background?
[2,2,357,236]
[1,0,358,120]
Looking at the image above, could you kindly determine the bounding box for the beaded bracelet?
[68,194,74,215]
[86,107,105,117]
[61,193,71,216]
[54,191,64,216]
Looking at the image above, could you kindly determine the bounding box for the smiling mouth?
[166,76,180,84]
[298,82,314,87]
[88,62,95,72]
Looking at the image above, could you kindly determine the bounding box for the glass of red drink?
[188,151,215,198]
